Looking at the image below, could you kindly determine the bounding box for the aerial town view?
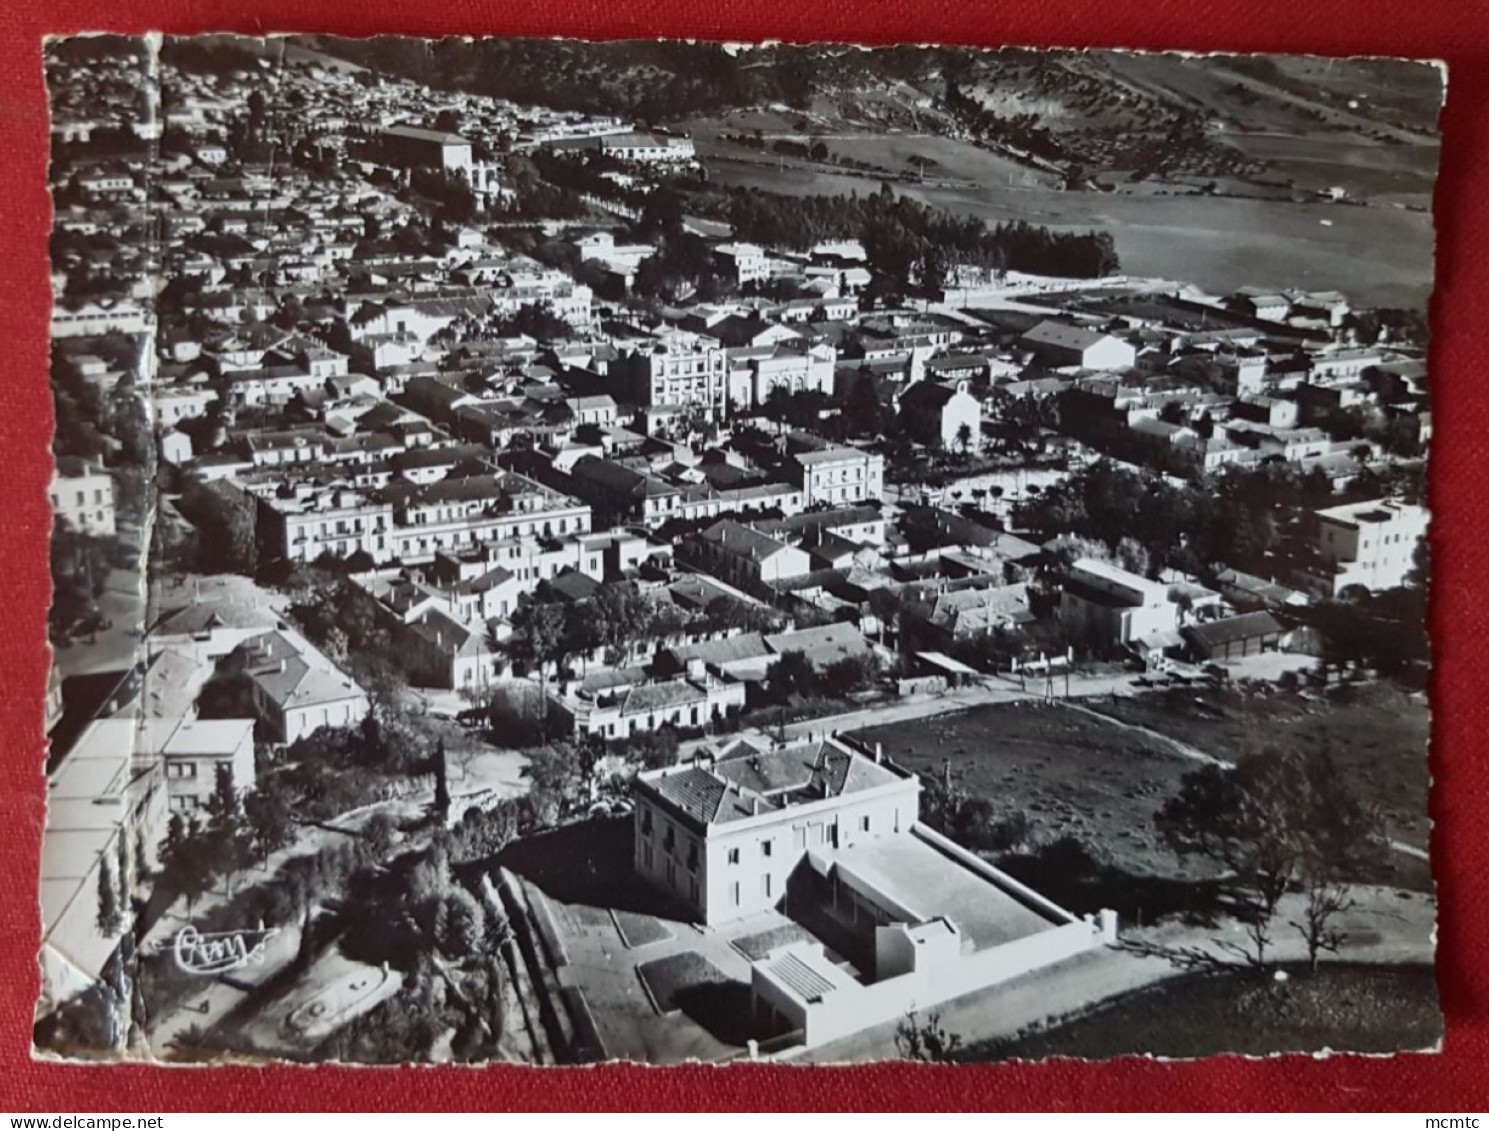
[35,34,1440,1065]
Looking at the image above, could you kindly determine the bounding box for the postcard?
[35,33,1442,1065]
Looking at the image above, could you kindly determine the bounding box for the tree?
[244,783,294,867]
[439,887,485,960]
[621,727,680,769]
[204,763,252,896]
[178,479,258,576]
[505,597,569,679]
[1291,878,1353,971]
[522,740,597,820]
[764,650,817,704]
[164,817,214,915]
[1114,536,1151,579]
[433,739,452,818]
[1156,748,1385,966]
[894,1010,963,1062]
[96,855,123,938]
[205,762,241,827]
[116,823,133,894]
[1156,754,1299,964]
[955,421,973,456]
[363,811,399,860]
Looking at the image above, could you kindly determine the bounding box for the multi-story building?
[376,124,475,173]
[725,343,836,413]
[555,661,747,742]
[50,297,155,339]
[50,459,116,538]
[785,437,884,508]
[633,738,921,924]
[1306,498,1428,595]
[691,520,813,591]
[1059,557,1180,648]
[629,332,727,419]
[633,736,1117,1049]
[40,718,169,1014]
[160,717,257,813]
[250,480,395,565]
[599,132,696,164]
[712,242,772,285]
[384,472,592,564]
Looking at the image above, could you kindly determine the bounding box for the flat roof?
[817,832,1058,952]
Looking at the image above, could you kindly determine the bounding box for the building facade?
[1308,498,1428,595]
[633,740,922,924]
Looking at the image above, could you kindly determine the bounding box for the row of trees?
[1013,458,1325,580]
[717,184,1119,285]
[495,580,781,680]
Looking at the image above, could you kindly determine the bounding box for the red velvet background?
[1,0,1485,1112]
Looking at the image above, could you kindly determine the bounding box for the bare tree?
[1290,877,1354,971]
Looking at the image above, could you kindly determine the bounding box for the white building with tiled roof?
[237,629,369,744]
[633,738,920,925]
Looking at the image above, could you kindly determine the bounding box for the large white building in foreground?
[633,738,1116,1050]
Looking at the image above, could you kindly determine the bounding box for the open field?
[707,161,1435,306]
[846,682,1430,893]
[848,701,1200,879]
[970,962,1441,1061]
[1223,131,1440,200]
[1094,682,1431,852]
[690,122,1056,190]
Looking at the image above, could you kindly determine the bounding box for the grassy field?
[847,682,1431,901]
[848,701,1201,880]
[707,160,1435,306]
[968,962,1442,1062]
[1095,682,1431,851]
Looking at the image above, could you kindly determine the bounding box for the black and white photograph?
[35,32,1441,1066]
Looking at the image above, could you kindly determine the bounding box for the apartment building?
[629,332,728,419]
[1307,498,1428,595]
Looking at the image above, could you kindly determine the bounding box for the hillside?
[294,36,1440,202]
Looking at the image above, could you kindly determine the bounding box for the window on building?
[663,826,676,853]
[687,844,699,873]
[860,815,871,833]
[641,809,652,836]
[727,847,740,865]
[761,840,772,858]
[731,882,740,906]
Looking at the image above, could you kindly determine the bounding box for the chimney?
[874,742,883,765]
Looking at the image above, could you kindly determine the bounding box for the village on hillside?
[36,35,1439,1065]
